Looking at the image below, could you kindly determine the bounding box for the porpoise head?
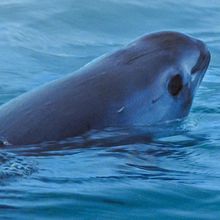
[112,31,211,126]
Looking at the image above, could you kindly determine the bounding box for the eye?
[168,74,183,96]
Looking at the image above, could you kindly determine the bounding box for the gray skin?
[0,31,210,145]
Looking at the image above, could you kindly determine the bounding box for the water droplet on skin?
[0,137,11,146]
[117,106,125,113]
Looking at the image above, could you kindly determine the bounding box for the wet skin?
[0,31,210,145]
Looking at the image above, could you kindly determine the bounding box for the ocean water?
[0,0,220,219]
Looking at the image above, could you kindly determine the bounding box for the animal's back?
[0,68,105,144]
[0,54,133,145]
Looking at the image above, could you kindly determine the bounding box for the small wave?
[0,152,37,182]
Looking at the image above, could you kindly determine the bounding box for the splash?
[0,152,37,181]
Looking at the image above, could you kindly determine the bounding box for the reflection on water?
[0,0,220,219]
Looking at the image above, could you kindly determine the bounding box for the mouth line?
[191,51,211,74]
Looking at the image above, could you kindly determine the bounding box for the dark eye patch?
[168,74,183,96]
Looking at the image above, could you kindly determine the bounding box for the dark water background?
[0,0,220,219]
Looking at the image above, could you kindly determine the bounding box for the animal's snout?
[191,40,211,74]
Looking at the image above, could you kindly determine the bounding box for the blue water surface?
[0,0,220,219]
